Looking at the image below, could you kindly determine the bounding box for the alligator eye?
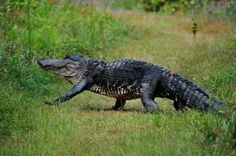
[64,54,71,59]
[65,55,82,61]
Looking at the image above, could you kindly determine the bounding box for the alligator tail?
[162,70,224,113]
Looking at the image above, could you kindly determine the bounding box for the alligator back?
[89,59,223,112]
[89,59,156,99]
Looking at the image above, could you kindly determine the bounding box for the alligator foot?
[173,101,185,112]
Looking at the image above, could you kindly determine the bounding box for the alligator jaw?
[37,57,79,77]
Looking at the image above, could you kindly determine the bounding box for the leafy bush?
[1,0,129,58]
[142,0,198,12]
[0,0,129,88]
[202,1,236,22]
[142,0,236,18]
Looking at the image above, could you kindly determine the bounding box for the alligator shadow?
[79,106,144,113]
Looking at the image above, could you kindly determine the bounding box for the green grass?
[1,1,236,156]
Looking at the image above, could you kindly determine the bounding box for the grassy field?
[1,2,236,156]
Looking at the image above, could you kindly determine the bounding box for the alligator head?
[38,55,90,83]
[38,55,104,84]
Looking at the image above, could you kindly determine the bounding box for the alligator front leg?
[112,99,126,110]
[140,69,162,113]
[45,78,94,105]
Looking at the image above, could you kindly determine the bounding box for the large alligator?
[38,55,224,113]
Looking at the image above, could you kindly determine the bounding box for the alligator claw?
[112,105,119,110]
[44,101,57,105]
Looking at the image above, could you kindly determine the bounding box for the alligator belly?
[89,85,140,100]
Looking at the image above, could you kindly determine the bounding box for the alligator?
[37,55,224,113]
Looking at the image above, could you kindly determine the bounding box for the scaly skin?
[38,55,224,113]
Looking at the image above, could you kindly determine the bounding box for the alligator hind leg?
[112,99,126,110]
[140,94,159,113]
[173,101,185,111]
[140,69,162,113]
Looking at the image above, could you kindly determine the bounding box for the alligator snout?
[37,58,47,67]
[37,58,69,69]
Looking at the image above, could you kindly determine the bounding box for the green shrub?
[0,0,129,90]
[1,0,129,58]
[142,0,198,13]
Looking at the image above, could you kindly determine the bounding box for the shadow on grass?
[79,106,144,113]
